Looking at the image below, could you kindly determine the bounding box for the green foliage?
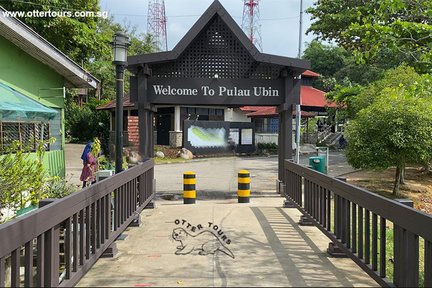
[42,176,76,199]
[345,66,432,195]
[303,40,349,78]
[91,137,102,157]
[85,17,157,100]
[257,143,278,154]
[307,0,432,73]
[1,0,105,64]
[0,139,77,223]
[65,98,110,153]
[0,141,47,215]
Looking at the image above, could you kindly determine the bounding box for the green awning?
[0,82,58,121]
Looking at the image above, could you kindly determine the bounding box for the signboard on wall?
[183,120,230,155]
[183,120,255,155]
[148,78,284,106]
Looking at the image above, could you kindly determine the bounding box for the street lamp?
[111,31,130,173]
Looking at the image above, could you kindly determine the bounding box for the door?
[157,114,172,145]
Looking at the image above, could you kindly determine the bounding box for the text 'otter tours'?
[171,219,235,259]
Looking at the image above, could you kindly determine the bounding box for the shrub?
[65,98,110,153]
[257,142,278,154]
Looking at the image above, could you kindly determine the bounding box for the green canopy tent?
[0,82,58,121]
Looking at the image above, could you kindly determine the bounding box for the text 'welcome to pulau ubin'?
[152,85,280,97]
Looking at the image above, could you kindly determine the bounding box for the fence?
[0,160,154,287]
[283,160,432,287]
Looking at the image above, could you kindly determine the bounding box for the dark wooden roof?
[127,0,310,77]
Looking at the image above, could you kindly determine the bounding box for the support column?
[278,71,300,184]
[169,106,183,148]
[174,105,181,131]
[137,65,154,159]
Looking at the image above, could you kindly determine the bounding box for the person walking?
[80,141,98,188]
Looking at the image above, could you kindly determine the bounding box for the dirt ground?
[346,166,432,214]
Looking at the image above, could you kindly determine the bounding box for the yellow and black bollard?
[238,170,250,203]
[183,171,196,204]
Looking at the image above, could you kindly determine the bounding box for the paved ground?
[77,197,378,287]
[72,145,376,287]
[154,151,354,199]
[65,143,85,188]
[66,143,355,195]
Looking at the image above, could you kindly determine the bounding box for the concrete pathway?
[77,197,378,287]
[65,143,85,188]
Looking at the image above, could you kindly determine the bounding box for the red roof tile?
[301,86,336,107]
[239,106,269,112]
[246,107,316,118]
[96,95,135,110]
[302,70,320,77]
[245,86,335,117]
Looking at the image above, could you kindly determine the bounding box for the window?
[0,122,50,153]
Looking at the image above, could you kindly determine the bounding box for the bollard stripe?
[238,183,250,190]
[183,179,196,185]
[238,173,250,178]
[183,184,196,191]
[184,198,196,204]
[238,178,250,184]
[238,197,250,203]
[237,190,250,197]
[183,174,196,179]
[183,191,196,198]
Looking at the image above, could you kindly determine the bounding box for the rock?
[178,148,193,160]
[127,156,138,164]
[155,151,165,158]
[126,150,143,164]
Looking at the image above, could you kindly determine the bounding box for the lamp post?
[295,0,303,164]
[111,31,130,174]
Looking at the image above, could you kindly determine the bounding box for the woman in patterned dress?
[80,141,97,188]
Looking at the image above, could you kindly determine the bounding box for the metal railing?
[0,160,155,287]
[283,160,432,287]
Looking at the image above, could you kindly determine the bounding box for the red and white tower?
[241,0,262,51]
[147,0,168,51]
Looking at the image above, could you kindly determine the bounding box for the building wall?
[0,36,65,108]
[0,35,66,176]
[224,108,251,122]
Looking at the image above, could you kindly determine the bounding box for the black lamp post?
[111,31,130,173]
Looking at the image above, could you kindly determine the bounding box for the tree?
[86,17,157,100]
[1,0,106,64]
[302,41,386,93]
[345,66,432,195]
[307,0,432,73]
[302,40,348,78]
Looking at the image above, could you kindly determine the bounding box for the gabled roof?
[96,95,135,110]
[0,6,99,89]
[244,85,336,118]
[128,0,310,74]
[302,70,320,77]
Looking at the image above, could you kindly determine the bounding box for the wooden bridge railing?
[0,160,154,287]
[284,159,432,287]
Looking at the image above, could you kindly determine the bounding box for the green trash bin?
[309,156,326,173]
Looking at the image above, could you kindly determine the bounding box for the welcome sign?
[147,78,284,106]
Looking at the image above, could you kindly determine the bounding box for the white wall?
[224,108,251,122]
[255,133,297,150]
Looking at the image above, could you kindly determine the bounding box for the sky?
[99,0,316,58]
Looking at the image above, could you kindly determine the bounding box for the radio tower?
[242,0,262,51]
[147,0,168,51]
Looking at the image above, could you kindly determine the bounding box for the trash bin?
[309,156,326,173]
